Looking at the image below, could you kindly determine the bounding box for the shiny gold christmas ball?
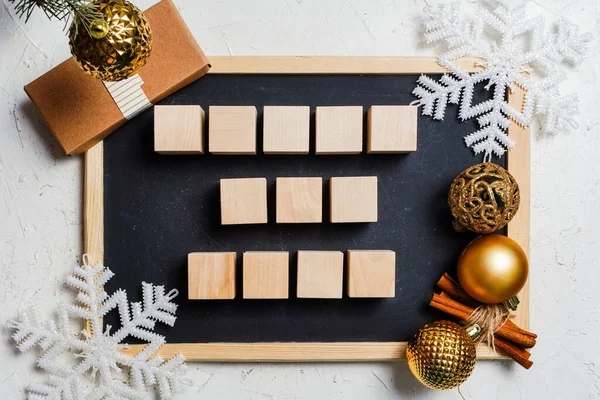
[69,0,152,81]
[457,234,528,304]
[448,162,520,234]
[406,320,478,390]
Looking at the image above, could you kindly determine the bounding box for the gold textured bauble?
[457,234,528,304]
[69,0,152,82]
[448,162,520,234]
[406,321,478,390]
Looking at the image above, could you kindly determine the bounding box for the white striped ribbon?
[103,74,152,120]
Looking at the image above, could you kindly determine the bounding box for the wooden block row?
[154,105,417,155]
[188,250,395,300]
[220,176,377,225]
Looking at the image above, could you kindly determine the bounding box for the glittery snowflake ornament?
[412,0,588,160]
[8,255,191,400]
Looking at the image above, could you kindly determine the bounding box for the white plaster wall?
[1,0,599,398]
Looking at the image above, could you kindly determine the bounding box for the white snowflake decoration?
[412,0,588,160]
[8,255,191,400]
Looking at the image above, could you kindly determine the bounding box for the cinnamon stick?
[504,319,538,339]
[430,294,471,320]
[431,294,537,348]
[436,273,480,307]
[495,323,536,350]
[438,291,473,314]
[494,337,534,369]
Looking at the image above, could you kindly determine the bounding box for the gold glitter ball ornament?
[406,321,479,390]
[69,0,152,82]
[448,162,520,234]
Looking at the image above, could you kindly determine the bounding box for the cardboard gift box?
[25,0,210,155]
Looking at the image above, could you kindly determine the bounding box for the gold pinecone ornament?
[406,321,479,390]
[448,162,520,234]
[69,0,152,82]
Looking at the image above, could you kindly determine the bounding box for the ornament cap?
[465,324,482,340]
[503,295,520,311]
[89,19,109,39]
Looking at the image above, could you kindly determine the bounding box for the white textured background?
[1,0,599,398]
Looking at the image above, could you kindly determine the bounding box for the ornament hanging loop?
[89,18,109,39]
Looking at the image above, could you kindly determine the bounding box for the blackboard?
[102,70,506,346]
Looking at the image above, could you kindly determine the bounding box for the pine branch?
[8,0,103,36]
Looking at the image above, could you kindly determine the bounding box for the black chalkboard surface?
[103,73,502,344]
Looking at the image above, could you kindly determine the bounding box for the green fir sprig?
[9,0,103,37]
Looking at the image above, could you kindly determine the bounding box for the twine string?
[466,303,509,352]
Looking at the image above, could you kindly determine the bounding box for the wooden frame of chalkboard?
[83,56,530,362]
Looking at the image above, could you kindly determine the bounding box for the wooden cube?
[315,106,363,154]
[220,178,268,225]
[368,106,418,153]
[243,252,289,299]
[276,177,323,223]
[154,105,205,154]
[188,252,236,299]
[263,106,310,154]
[297,251,343,298]
[330,176,377,223]
[347,250,396,298]
[209,106,257,154]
